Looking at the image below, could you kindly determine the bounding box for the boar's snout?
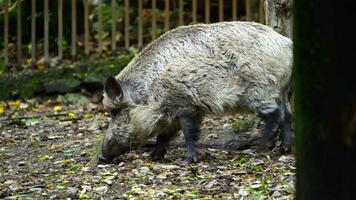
[99,130,130,163]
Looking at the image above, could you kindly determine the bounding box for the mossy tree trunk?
[294,0,356,199]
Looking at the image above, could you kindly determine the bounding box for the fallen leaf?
[38,155,51,161]
[53,105,62,111]
[0,104,4,114]
[93,186,108,194]
[8,100,21,107]
[19,103,29,109]
[24,118,40,126]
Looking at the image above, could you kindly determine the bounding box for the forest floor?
[0,96,295,199]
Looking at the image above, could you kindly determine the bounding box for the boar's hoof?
[256,138,274,151]
[98,154,113,164]
[150,152,165,161]
[182,156,198,165]
[275,145,291,156]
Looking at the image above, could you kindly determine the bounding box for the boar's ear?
[104,76,123,100]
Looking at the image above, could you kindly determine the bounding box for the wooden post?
[205,0,210,23]
[58,0,63,60]
[245,0,251,21]
[164,0,170,31]
[44,0,49,66]
[84,0,89,56]
[112,0,117,54]
[17,0,22,65]
[232,0,238,21]
[138,0,143,47]
[98,0,103,55]
[124,0,129,48]
[71,0,77,58]
[259,0,264,23]
[4,0,9,66]
[192,0,197,24]
[31,0,36,66]
[151,0,156,40]
[219,0,224,22]
[179,0,183,26]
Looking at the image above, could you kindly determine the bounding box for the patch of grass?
[239,155,250,164]
[250,164,264,172]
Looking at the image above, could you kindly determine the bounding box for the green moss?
[0,51,135,100]
[232,116,260,132]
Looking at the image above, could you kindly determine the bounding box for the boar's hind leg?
[179,112,202,163]
[257,104,281,145]
[278,102,293,153]
[150,133,176,161]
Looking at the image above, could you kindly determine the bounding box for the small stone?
[80,152,87,157]
[139,166,151,175]
[94,186,108,194]
[238,188,249,197]
[97,164,109,168]
[4,180,16,185]
[67,187,78,198]
[272,191,282,197]
[29,187,42,192]
[90,176,101,183]
[159,164,179,170]
[47,135,64,140]
[278,155,289,162]
[82,167,90,172]
[251,184,261,189]
[207,133,218,139]
[103,179,112,185]
[81,185,92,191]
[85,143,92,147]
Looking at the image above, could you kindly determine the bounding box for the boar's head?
[99,76,139,163]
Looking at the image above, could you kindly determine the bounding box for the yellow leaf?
[53,105,62,111]
[8,100,21,107]
[26,58,32,64]
[59,121,72,125]
[19,103,29,109]
[67,112,75,117]
[37,63,45,70]
[0,105,4,114]
[79,189,90,199]
[38,155,50,161]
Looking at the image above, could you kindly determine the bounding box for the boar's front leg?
[150,133,176,161]
[179,112,202,163]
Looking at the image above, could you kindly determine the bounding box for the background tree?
[294,0,356,199]
[264,0,292,38]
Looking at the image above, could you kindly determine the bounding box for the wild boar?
[100,21,293,163]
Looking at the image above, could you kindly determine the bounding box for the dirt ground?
[0,97,295,199]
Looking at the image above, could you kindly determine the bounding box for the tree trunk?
[264,0,292,38]
[294,0,356,199]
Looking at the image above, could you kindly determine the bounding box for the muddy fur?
[100,21,293,162]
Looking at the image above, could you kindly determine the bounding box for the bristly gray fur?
[101,21,293,159]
